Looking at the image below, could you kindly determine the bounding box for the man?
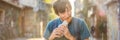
[44,0,90,40]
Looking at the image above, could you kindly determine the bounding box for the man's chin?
[65,17,71,20]
[60,17,71,21]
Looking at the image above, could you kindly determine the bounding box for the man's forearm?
[49,38,54,40]
[69,36,76,40]
[49,36,54,40]
[65,33,76,40]
[85,38,89,40]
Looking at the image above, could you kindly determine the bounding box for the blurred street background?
[0,0,119,40]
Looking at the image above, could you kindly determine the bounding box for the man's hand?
[49,25,64,40]
[61,25,76,40]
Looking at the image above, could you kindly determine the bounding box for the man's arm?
[68,34,76,40]
[44,21,53,40]
[85,38,89,40]
[80,20,90,40]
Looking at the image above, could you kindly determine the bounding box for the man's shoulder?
[72,17,84,22]
[48,18,60,25]
[46,18,60,31]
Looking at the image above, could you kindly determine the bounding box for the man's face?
[58,5,71,21]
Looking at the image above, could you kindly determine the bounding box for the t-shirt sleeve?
[43,21,53,40]
[80,20,90,39]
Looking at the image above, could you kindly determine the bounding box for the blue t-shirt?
[44,17,90,40]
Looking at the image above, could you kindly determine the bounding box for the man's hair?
[53,0,72,15]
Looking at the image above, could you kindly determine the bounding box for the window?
[0,9,5,24]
